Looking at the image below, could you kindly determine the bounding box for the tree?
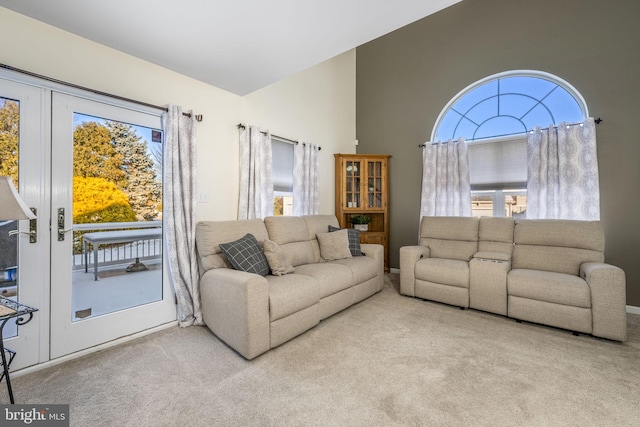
[73,176,136,223]
[105,121,162,221]
[0,100,20,186]
[73,122,127,187]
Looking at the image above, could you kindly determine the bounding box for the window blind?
[272,137,294,192]
[468,136,527,191]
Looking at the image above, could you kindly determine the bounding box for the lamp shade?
[0,176,36,221]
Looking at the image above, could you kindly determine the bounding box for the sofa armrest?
[581,262,627,341]
[399,245,430,297]
[360,243,384,287]
[199,268,271,359]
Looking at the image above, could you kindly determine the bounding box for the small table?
[83,228,162,281]
[0,296,38,404]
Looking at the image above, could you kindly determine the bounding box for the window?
[272,137,294,215]
[432,70,588,217]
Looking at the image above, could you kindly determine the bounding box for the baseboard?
[12,321,178,378]
[627,305,640,315]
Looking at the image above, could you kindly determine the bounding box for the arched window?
[432,70,588,217]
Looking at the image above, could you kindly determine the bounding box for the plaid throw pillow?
[219,233,270,276]
[328,225,363,256]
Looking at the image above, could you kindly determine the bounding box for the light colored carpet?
[9,274,640,426]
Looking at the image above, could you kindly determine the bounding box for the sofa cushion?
[219,233,270,276]
[419,216,479,261]
[264,216,316,266]
[329,225,363,256]
[478,217,515,255]
[415,258,470,288]
[267,274,320,322]
[508,269,591,308]
[263,239,295,276]
[317,230,352,261]
[295,263,354,298]
[512,219,605,275]
[331,256,378,284]
[196,219,269,274]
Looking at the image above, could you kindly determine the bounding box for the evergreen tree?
[105,121,162,221]
[0,100,20,186]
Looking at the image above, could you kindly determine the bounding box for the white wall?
[0,7,356,220]
[241,49,357,214]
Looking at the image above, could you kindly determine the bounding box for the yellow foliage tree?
[73,176,136,224]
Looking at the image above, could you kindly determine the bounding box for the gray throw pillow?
[328,225,363,256]
[219,233,270,276]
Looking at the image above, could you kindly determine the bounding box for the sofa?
[195,215,384,359]
[400,216,627,341]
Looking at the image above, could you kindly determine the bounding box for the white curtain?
[238,126,274,219]
[163,105,202,327]
[420,138,471,217]
[526,118,600,220]
[293,142,320,216]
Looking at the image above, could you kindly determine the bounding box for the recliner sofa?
[400,216,627,341]
[196,215,384,359]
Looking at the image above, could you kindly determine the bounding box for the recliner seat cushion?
[415,258,469,288]
[267,274,320,322]
[295,263,354,299]
[508,269,591,308]
[331,256,378,284]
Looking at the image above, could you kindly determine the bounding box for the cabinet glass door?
[366,160,384,208]
[345,160,361,209]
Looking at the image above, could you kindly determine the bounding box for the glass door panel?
[71,112,163,321]
[345,160,361,208]
[366,160,383,208]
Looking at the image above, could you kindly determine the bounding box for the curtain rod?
[0,63,203,122]
[418,118,603,147]
[237,123,322,150]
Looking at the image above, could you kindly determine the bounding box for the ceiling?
[1,0,461,95]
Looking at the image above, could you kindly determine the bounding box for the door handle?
[7,207,38,243]
[57,208,71,241]
[29,207,37,243]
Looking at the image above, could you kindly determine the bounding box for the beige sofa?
[400,216,627,341]
[195,215,384,359]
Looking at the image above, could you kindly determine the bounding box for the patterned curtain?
[293,142,320,216]
[420,139,471,217]
[163,105,202,327]
[238,126,274,219]
[526,118,600,220]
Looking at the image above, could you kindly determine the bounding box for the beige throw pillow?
[263,239,295,276]
[317,229,353,261]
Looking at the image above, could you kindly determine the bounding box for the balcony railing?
[72,221,162,271]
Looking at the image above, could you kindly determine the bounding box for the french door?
[50,93,176,359]
[1,73,176,368]
[0,78,48,370]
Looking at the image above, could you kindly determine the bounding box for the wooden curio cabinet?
[334,154,390,271]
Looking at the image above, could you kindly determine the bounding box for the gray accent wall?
[356,0,640,306]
